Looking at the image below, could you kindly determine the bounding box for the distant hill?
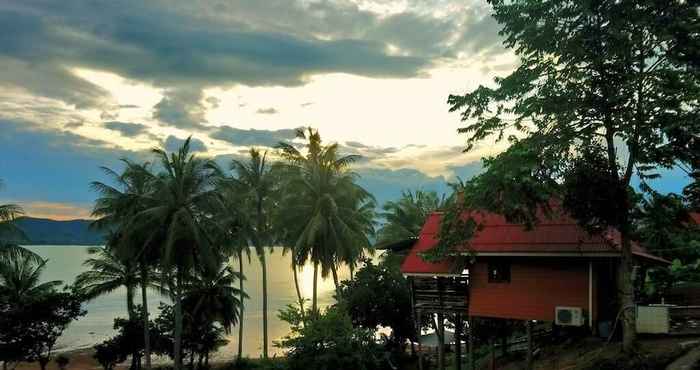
[14,217,105,245]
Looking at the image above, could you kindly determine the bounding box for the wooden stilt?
[468,316,475,370]
[527,320,533,370]
[438,312,445,370]
[417,310,424,370]
[490,338,495,370]
[455,313,462,370]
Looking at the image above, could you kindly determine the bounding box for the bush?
[276,305,384,370]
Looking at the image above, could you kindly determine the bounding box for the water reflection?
[26,245,353,359]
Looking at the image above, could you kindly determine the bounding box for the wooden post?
[468,316,475,370]
[489,338,495,370]
[438,312,445,370]
[455,313,462,370]
[417,310,424,370]
[526,320,533,370]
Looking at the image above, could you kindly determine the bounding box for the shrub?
[276,305,383,370]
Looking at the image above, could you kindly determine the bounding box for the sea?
[25,245,351,360]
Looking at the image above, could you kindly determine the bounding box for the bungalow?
[400,208,669,331]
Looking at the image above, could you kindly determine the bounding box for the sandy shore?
[14,349,105,370]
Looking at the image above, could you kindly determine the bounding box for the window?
[488,261,510,283]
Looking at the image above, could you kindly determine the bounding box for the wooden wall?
[468,258,592,322]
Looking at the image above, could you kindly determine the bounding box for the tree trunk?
[237,250,244,360]
[468,317,474,370]
[141,266,152,370]
[173,277,183,370]
[331,263,340,295]
[128,282,138,370]
[312,261,319,316]
[260,251,269,359]
[292,263,305,317]
[620,231,636,352]
[39,358,49,370]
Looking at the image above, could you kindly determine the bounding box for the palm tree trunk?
[292,263,305,314]
[141,265,152,370]
[237,250,244,360]
[261,251,269,359]
[330,264,340,296]
[312,261,319,315]
[127,284,138,370]
[126,283,136,319]
[173,275,184,370]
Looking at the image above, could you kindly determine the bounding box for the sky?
[0,0,689,220]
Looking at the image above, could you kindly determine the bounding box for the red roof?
[691,212,700,225]
[401,209,669,275]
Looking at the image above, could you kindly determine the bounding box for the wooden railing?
[411,276,469,312]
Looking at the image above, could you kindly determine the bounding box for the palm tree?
[0,253,62,304]
[90,161,159,370]
[277,128,375,312]
[0,179,40,264]
[377,189,447,244]
[74,244,139,319]
[212,179,251,359]
[127,138,220,370]
[229,148,275,359]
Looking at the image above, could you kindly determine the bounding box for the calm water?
[26,245,351,360]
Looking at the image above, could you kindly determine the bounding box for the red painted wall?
[468,258,591,322]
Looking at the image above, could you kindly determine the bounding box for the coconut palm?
[90,161,159,370]
[214,183,251,360]
[0,179,40,264]
[277,128,375,312]
[182,263,246,333]
[0,253,62,304]
[377,189,447,245]
[229,148,276,359]
[74,244,139,319]
[128,138,220,370]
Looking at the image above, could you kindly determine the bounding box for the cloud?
[63,121,84,129]
[153,88,209,130]
[210,126,299,147]
[256,107,279,115]
[103,121,149,136]
[300,102,313,107]
[17,201,93,220]
[164,135,208,152]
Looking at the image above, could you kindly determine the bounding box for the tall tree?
[215,183,250,360]
[90,161,159,370]
[0,179,40,264]
[277,128,375,312]
[377,190,447,244]
[445,0,699,351]
[130,138,220,370]
[0,254,62,304]
[229,148,275,359]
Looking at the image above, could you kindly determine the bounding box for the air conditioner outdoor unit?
[555,306,584,326]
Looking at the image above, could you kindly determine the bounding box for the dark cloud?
[153,88,208,130]
[164,135,208,152]
[63,121,84,129]
[256,107,279,115]
[300,102,313,107]
[103,121,149,137]
[210,126,298,147]
[119,104,139,109]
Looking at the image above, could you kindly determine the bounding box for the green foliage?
[276,304,383,370]
[153,302,229,366]
[0,288,85,370]
[377,189,447,244]
[336,259,415,347]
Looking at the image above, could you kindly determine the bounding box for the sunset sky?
[0,0,688,220]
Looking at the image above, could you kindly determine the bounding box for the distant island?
[14,217,105,245]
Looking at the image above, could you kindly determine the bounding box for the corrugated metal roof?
[401,209,669,275]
